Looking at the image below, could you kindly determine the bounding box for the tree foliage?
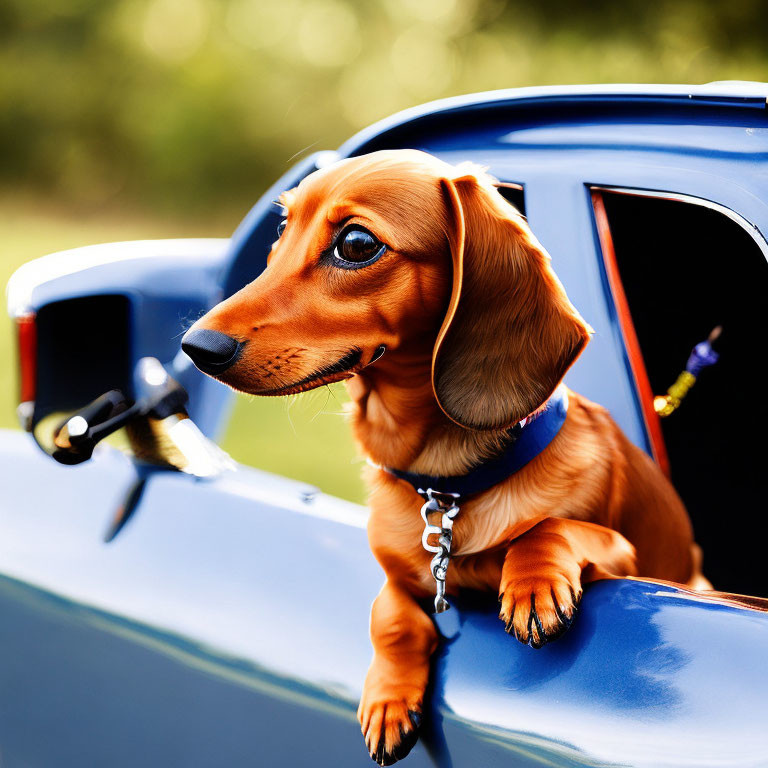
[1,0,766,215]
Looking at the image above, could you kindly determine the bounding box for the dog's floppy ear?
[433,171,591,431]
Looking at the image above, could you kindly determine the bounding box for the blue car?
[2,83,768,767]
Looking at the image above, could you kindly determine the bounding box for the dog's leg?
[358,580,438,766]
[498,518,637,647]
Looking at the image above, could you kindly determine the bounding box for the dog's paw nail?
[389,722,420,764]
[364,705,422,765]
[501,583,581,648]
[371,743,387,765]
[570,586,583,605]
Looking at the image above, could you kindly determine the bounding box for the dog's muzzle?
[181,329,245,375]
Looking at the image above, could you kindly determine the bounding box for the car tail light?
[15,313,36,430]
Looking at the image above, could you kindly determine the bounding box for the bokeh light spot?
[391,26,457,98]
[298,1,361,68]
[143,0,209,62]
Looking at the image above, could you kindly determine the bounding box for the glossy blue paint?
[1,430,767,767]
[336,82,768,155]
[4,84,768,766]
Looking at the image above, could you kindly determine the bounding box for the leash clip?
[418,488,461,613]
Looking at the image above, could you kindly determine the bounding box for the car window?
[592,188,768,597]
[496,183,525,216]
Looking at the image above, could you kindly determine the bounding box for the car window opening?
[496,183,526,217]
[595,189,768,598]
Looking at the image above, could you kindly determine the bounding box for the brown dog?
[183,150,708,765]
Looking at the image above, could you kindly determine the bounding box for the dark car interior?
[600,191,768,597]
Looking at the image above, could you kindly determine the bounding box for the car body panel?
[1,430,767,767]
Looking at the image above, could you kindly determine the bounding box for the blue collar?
[383,386,569,499]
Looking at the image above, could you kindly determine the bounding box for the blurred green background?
[2,0,766,502]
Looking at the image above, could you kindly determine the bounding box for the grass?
[0,197,365,504]
[219,386,366,504]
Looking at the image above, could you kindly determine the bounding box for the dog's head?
[183,149,590,430]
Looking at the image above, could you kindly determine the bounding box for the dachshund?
[182,149,709,765]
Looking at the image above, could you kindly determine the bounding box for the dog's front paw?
[499,575,581,648]
[358,691,422,766]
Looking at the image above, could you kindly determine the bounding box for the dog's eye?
[333,226,386,268]
[276,219,287,238]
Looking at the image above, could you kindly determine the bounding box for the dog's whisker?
[308,385,334,423]
[282,395,299,436]
[173,309,208,339]
[285,139,320,164]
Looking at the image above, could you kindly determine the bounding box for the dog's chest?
[367,488,534,593]
[369,511,509,596]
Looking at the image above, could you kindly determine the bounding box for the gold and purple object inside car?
[654,326,721,417]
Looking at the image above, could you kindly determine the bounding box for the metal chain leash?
[418,488,461,613]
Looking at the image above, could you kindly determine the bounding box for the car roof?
[339,81,768,156]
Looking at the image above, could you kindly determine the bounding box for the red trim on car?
[16,313,37,404]
[591,191,670,477]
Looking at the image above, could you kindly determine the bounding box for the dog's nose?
[181,328,244,374]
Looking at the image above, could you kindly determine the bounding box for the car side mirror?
[48,356,233,476]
